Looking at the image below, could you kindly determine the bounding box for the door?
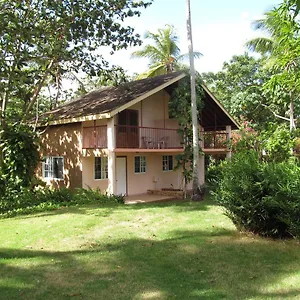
[116,157,127,195]
[117,110,139,147]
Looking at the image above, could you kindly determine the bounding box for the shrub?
[0,187,125,218]
[205,156,227,191]
[0,123,40,193]
[214,151,300,239]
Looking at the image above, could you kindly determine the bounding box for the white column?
[107,117,116,194]
[226,125,232,159]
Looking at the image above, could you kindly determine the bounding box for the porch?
[82,125,230,152]
[125,193,177,204]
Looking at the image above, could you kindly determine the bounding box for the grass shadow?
[1,227,299,299]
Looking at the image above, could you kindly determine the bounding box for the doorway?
[116,157,127,195]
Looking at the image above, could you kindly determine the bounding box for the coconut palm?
[131,24,201,78]
[186,0,200,198]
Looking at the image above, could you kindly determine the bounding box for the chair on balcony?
[142,136,154,148]
[158,136,169,149]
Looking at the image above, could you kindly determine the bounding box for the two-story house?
[37,72,238,196]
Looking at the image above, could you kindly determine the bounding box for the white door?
[116,157,127,195]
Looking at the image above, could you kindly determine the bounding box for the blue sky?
[106,0,283,74]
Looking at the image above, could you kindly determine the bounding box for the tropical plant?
[214,150,300,239]
[246,0,300,130]
[202,54,283,128]
[186,0,202,199]
[131,24,201,78]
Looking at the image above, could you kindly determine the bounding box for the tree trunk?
[289,91,296,131]
[186,0,201,200]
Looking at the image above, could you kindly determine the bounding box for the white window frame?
[134,156,146,174]
[42,156,64,180]
[94,157,108,180]
[162,155,173,172]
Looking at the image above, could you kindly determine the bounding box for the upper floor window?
[162,155,173,171]
[42,157,64,180]
[135,156,146,173]
[95,157,108,180]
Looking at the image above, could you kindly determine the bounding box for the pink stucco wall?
[115,152,185,195]
[82,156,109,191]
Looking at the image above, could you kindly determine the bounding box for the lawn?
[0,199,300,299]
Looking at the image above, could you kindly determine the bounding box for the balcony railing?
[81,125,229,150]
[202,131,228,149]
[115,125,182,149]
[82,126,107,149]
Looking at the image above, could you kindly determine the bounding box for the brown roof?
[39,71,239,130]
[39,72,184,123]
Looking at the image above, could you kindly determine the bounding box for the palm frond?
[136,63,166,79]
[178,51,203,61]
[245,37,274,55]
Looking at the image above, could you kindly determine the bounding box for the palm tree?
[186,0,200,198]
[131,24,201,78]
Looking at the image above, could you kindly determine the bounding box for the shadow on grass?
[1,228,299,299]
[6,198,217,221]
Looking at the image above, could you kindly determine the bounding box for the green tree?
[0,0,151,186]
[246,0,300,130]
[131,24,201,78]
[201,53,287,128]
[0,0,152,127]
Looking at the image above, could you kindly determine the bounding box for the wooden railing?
[202,131,228,149]
[115,125,182,149]
[81,125,229,150]
[82,126,107,149]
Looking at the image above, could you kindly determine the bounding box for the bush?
[213,151,300,239]
[0,187,125,218]
[205,156,227,191]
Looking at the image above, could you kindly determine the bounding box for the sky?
[105,0,283,75]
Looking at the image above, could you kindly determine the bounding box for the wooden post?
[226,125,232,159]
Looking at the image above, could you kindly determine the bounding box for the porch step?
[147,189,184,199]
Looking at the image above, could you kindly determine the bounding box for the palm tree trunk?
[186,0,200,198]
[289,91,296,131]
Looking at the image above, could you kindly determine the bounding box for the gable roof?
[39,72,185,125]
[38,71,239,130]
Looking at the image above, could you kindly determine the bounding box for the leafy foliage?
[0,0,152,124]
[0,123,40,193]
[246,0,300,130]
[232,123,296,163]
[201,54,291,128]
[0,187,125,218]
[214,151,300,239]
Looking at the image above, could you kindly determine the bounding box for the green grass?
[0,199,300,299]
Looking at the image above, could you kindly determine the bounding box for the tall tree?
[131,24,201,78]
[186,0,201,199]
[201,53,293,128]
[246,0,300,130]
[0,0,152,128]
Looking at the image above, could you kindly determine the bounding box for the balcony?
[81,125,229,152]
[203,131,228,149]
[115,125,182,149]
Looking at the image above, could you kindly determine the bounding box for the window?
[162,155,173,171]
[95,157,108,180]
[42,157,64,179]
[134,156,146,173]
